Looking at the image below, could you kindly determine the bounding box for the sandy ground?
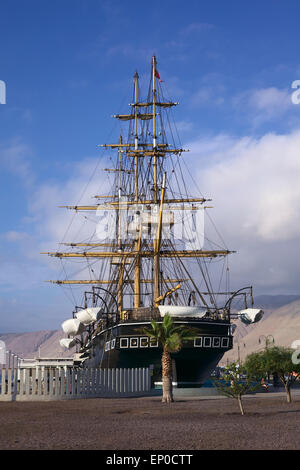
[0,392,300,451]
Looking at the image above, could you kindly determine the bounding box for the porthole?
[111,339,116,349]
[130,337,139,348]
[120,338,129,348]
[105,341,110,351]
[194,337,203,347]
[140,337,149,348]
[212,337,220,348]
[150,339,158,348]
[203,337,211,348]
[221,337,229,348]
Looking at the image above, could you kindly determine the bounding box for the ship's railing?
[0,366,151,401]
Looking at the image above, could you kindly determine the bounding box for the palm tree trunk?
[161,347,173,403]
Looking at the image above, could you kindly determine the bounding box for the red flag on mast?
[155,69,162,83]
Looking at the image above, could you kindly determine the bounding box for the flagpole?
[152,55,157,203]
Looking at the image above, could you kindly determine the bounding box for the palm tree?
[143,313,197,403]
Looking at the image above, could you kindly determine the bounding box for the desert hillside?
[0,330,76,359]
[221,298,300,365]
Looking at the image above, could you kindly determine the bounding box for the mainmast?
[152,55,160,305]
[117,135,124,314]
[133,70,141,308]
[152,55,158,202]
[134,70,139,196]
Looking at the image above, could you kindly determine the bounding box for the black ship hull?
[80,319,233,388]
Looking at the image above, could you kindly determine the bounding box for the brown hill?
[221,299,300,365]
[0,330,76,359]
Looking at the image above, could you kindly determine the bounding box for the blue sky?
[1,0,300,332]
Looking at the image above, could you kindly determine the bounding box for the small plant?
[213,361,260,415]
[245,346,300,403]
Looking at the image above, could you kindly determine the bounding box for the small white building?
[20,352,83,368]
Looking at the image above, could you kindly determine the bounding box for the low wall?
[0,367,151,401]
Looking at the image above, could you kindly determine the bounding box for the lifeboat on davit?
[75,307,101,326]
[61,318,85,337]
[158,305,208,318]
[238,308,264,325]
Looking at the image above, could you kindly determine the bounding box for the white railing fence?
[0,367,151,401]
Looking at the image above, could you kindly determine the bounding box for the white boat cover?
[238,308,264,325]
[75,307,101,325]
[158,305,208,318]
[61,318,85,337]
[59,338,76,349]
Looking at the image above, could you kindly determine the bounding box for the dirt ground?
[0,393,299,451]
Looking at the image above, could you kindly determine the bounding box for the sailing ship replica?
[43,56,264,387]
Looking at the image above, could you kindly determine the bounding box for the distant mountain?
[254,294,300,309]
[222,298,300,365]
[0,330,75,359]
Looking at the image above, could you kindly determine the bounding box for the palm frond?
[165,333,182,353]
[162,314,173,337]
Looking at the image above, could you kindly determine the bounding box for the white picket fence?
[0,367,151,401]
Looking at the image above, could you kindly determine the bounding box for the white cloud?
[24,155,115,300]
[233,86,294,124]
[186,129,300,293]
[0,139,35,187]
[30,156,111,246]
[190,86,225,107]
[250,87,290,111]
[3,231,30,242]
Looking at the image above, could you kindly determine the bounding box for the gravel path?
[0,393,300,450]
